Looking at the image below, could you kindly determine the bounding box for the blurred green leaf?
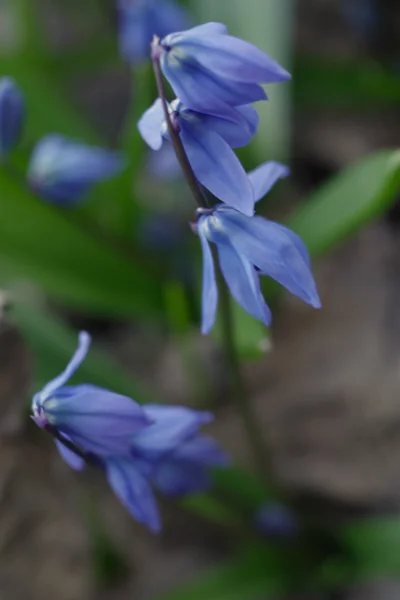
[288,149,400,257]
[295,57,400,111]
[339,517,400,579]
[154,544,291,600]
[0,173,163,320]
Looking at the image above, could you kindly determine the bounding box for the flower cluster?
[32,332,229,532]
[139,22,321,333]
[0,77,125,206]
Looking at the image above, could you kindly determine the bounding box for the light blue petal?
[0,77,24,157]
[38,331,91,402]
[217,242,271,325]
[174,434,230,467]
[154,0,191,39]
[250,161,290,202]
[117,1,152,62]
[28,135,125,204]
[218,211,320,308]
[180,121,254,214]
[137,98,164,150]
[55,437,85,471]
[181,34,291,83]
[43,384,152,456]
[132,404,213,459]
[198,220,218,335]
[196,104,258,149]
[163,22,227,42]
[153,461,212,497]
[160,54,266,117]
[106,458,161,532]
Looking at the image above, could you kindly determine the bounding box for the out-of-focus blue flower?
[117,0,190,63]
[139,97,258,214]
[150,433,230,496]
[31,332,152,458]
[255,503,299,539]
[146,144,182,180]
[196,161,321,334]
[0,77,24,158]
[105,457,161,532]
[157,22,290,117]
[27,135,125,206]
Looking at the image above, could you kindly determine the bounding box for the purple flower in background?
[157,22,290,117]
[117,0,190,63]
[139,97,258,214]
[196,161,321,334]
[31,332,152,458]
[32,333,228,532]
[255,503,299,539]
[0,77,24,157]
[27,135,125,206]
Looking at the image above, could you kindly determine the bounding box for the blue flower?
[27,135,125,206]
[117,0,190,63]
[0,77,24,158]
[138,97,258,214]
[31,332,152,457]
[255,503,299,539]
[196,161,321,334]
[157,22,290,117]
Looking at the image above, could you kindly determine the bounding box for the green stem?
[218,269,270,481]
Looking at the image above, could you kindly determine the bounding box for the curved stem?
[151,39,208,209]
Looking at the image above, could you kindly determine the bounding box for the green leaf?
[339,517,400,579]
[0,173,163,320]
[154,544,291,600]
[288,149,400,257]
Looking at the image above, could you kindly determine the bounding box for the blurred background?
[1,0,400,598]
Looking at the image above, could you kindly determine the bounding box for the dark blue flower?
[0,77,24,158]
[196,161,321,334]
[27,135,125,206]
[138,97,258,214]
[158,22,290,117]
[31,332,152,457]
[117,0,190,63]
[255,503,299,539]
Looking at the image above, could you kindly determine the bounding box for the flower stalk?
[151,37,208,209]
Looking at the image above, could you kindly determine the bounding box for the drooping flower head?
[139,97,258,214]
[155,22,290,118]
[195,161,321,334]
[27,135,125,206]
[117,0,190,63]
[32,332,229,532]
[31,331,152,458]
[0,77,24,158]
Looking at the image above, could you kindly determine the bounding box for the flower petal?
[174,434,230,467]
[250,161,290,202]
[138,98,164,150]
[180,121,254,214]
[36,331,91,403]
[55,437,85,471]
[181,33,291,83]
[160,53,266,117]
[153,461,212,497]
[168,22,227,39]
[132,404,213,459]
[198,221,218,335]
[217,242,271,325]
[155,0,191,39]
[219,211,320,307]
[196,104,258,149]
[106,458,161,532]
[43,384,152,456]
[0,77,24,157]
